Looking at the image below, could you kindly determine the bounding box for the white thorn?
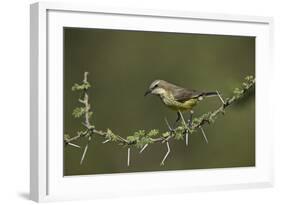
[102,139,110,144]
[216,90,225,104]
[140,144,148,153]
[161,142,170,166]
[200,126,208,144]
[179,111,187,128]
[127,148,131,167]
[185,131,189,146]
[68,142,81,149]
[80,143,89,165]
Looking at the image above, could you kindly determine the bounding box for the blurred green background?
[63,27,255,176]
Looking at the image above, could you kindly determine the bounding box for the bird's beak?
[144,89,151,96]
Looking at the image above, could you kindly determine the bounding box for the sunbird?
[144,79,219,145]
[145,79,218,117]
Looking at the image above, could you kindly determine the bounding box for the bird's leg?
[172,111,181,129]
[176,111,181,122]
[188,110,194,127]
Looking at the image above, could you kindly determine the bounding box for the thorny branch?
[64,73,255,166]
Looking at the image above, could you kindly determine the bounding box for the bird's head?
[144,80,167,96]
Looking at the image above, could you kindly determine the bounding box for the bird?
[144,79,218,128]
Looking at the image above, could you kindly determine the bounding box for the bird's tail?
[202,91,218,97]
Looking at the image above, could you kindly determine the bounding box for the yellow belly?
[161,95,198,112]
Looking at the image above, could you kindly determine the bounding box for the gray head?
[144,80,169,96]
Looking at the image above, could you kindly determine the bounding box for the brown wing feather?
[170,85,202,103]
[160,80,203,102]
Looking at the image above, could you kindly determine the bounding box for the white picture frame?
[30,2,274,202]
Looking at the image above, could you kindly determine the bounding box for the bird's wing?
[171,86,202,103]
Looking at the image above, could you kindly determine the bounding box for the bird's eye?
[154,84,158,88]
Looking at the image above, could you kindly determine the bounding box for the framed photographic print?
[30,2,274,202]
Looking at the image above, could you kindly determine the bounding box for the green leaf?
[136,136,153,148]
[64,134,70,140]
[133,130,146,138]
[127,135,138,144]
[162,132,170,138]
[171,125,185,140]
[72,107,85,118]
[72,82,91,91]
[147,129,159,137]
[245,75,254,81]
[105,129,118,141]
[233,87,243,97]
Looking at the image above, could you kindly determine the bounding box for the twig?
[65,130,88,143]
